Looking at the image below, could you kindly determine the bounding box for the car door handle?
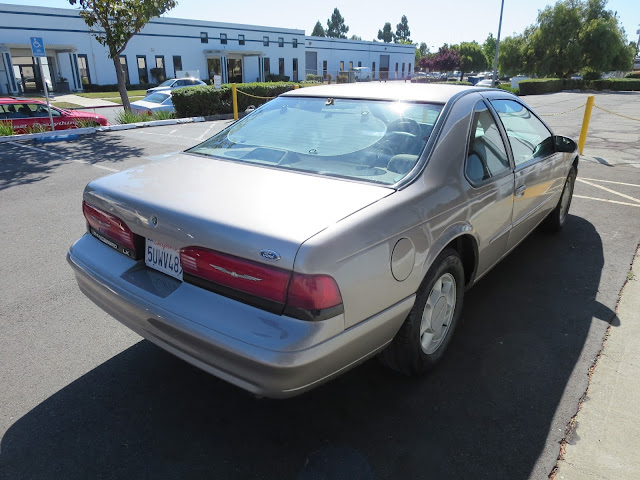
[515,185,526,197]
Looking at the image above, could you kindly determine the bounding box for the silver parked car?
[68,83,578,398]
[145,77,206,96]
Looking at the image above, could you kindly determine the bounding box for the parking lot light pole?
[492,0,505,88]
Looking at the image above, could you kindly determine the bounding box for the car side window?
[176,80,187,86]
[490,99,555,166]
[34,104,60,117]
[465,102,510,184]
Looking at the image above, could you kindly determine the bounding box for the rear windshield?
[188,96,443,185]
[144,92,171,104]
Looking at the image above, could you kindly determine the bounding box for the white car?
[145,77,206,96]
[130,92,174,116]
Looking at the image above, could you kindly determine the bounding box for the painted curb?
[0,116,209,143]
[0,127,96,143]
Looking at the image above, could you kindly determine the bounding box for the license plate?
[145,238,183,281]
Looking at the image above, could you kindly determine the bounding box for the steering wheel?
[386,118,422,137]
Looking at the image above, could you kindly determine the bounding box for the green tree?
[528,0,633,77]
[377,22,394,43]
[482,33,496,68]
[395,15,411,43]
[457,41,488,79]
[311,20,325,37]
[350,35,362,41]
[498,34,529,76]
[68,0,177,111]
[326,8,349,39]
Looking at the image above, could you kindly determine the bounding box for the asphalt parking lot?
[1,91,639,480]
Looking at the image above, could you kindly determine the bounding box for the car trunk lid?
[83,152,393,270]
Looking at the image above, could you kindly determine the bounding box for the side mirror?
[554,135,577,153]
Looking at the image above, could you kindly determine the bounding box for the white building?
[0,3,415,95]
[305,37,415,81]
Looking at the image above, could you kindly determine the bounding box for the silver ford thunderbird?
[68,83,578,398]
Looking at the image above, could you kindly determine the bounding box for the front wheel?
[379,248,465,376]
[543,166,576,232]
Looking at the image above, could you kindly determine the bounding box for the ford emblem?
[260,249,281,261]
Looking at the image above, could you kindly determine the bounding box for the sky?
[3,0,639,49]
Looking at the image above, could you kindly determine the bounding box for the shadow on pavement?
[0,216,615,480]
[0,136,144,191]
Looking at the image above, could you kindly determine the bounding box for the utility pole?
[492,0,505,88]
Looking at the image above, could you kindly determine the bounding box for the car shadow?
[0,136,144,191]
[0,215,615,480]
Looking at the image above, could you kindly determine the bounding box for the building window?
[358,61,362,68]
[293,38,297,48]
[408,63,412,74]
[173,55,182,77]
[372,62,376,78]
[119,55,130,84]
[340,61,344,72]
[201,32,208,43]
[238,34,245,46]
[136,55,148,84]
[263,57,270,78]
[293,58,298,82]
[278,37,284,47]
[263,36,269,46]
[77,54,91,85]
[279,58,285,76]
[220,33,227,45]
[153,55,166,82]
[349,61,353,70]
[323,60,327,77]
[395,62,399,73]
[402,63,405,76]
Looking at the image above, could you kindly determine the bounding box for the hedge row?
[83,82,158,92]
[171,82,299,117]
[518,78,640,95]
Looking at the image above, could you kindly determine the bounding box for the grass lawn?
[77,90,147,99]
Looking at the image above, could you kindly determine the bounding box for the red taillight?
[180,247,291,304]
[179,247,343,320]
[287,273,343,311]
[82,201,138,255]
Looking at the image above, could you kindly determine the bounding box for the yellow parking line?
[576,179,640,204]
[580,178,640,188]
[574,195,640,208]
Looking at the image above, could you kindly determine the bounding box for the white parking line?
[7,141,64,157]
[576,179,640,204]
[71,159,119,172]
[574,195,640,208]
[579,178,640,188]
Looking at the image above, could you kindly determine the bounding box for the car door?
[464,100,515,276]
[490,98,565,251]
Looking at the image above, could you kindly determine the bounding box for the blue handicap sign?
[30,37,46,57]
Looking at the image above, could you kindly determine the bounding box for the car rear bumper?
[67,234,413,398]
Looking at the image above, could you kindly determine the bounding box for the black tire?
[543,166,576,233]
[379,248,465,376]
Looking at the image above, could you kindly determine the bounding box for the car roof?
[280,83,478,103]
[0,97,44,104]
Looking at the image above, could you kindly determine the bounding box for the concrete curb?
[0,127,97,143]
[0,115,211,143]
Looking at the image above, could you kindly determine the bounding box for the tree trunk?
[112,54,131,111]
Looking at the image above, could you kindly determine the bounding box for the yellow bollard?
[577,95,595,155]
[294,84,299,89]
[232,83,238,120]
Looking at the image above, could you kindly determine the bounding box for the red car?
[0,97,108,134]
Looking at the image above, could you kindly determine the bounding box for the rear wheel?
[379,248,464,375]
[543,167,576,232]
